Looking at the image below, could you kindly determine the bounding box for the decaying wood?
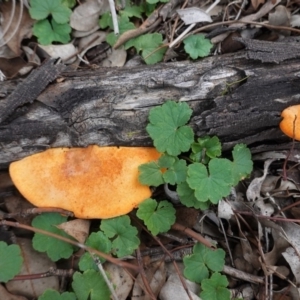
[0,59,66,124]
[1,51,300,168]
[237,37,300,63]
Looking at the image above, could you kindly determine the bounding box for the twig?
[171,222,215,249]
[132,217,194,300]
[223,265,264,284]
[92,254,119,300]
[219,216,235,267]
[191,20,300,36]
[13,268,74,280]
[136,248,157,300]
[108,0,119,35]
[113,18,161,49]
[3,207,74,218]
[282,115,297,180]
[235,210,300,224]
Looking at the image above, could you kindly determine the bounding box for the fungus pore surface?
[9,146,161,219]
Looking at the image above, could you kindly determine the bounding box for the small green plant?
[28,0,212,61]
[100,13,136,46]
[100,11,167,65]
[32,214,139,299]
[99,4,212,64]
[78,232,111,271]
[183,34,213,60]
[138,100,253,206]
[136,198,176,235]
[32,213,75,261]
[100,215,140,258]
[0,241,23,282]
[200,273,231,300]
[29,0,72,45]
[125,33,167,65]
[137,100,253,299]
[183,243,225,283]
[32,213,139,261]
[183,243,230,300]
[72,270,111,300]
[145,101,194,156]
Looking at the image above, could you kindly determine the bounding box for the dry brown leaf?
[0,57,28,79]
[177,7,212,25]
[246,159,275,201]
[57,219,90,244]
[70,0,106,31]
[38,44,77,64]
[132,261,167,299]
[0,1,34,56]
[268,5,291,27]
[6,238,59,298]
[101,48,127,67]
[104,263,133,300]
[159,263,200,300]
[78,31,107,58]
[0,284,27,300]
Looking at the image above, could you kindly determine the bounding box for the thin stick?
[172,222,215,249]
[92,254,119,300]
[108,0,119,35]
[191,19,300,36]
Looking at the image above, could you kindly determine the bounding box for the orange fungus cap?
[280,105,300,141]
[9,146,161,219]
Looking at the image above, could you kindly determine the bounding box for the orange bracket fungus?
[280,105,300,141]
[9,146,161,219]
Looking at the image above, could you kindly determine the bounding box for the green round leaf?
[177,181,209,209]
[183,243,225,283]
[183,34,212,59]
[231,143,253,185]
[30,0,71,23]
[72,270,111,300]
[32,213,74,261]
[187,159,233,204]
[138,161,164,186]
[200,273,230,300]
[0,242,23,282]
[162,158,187,185]
[137,198,176,235]
[33,19,71,45]
[125,33,166,64]
[100,216,139,258]
[38,289,76,300]
[79,232,111,271]
[146,101,194,156]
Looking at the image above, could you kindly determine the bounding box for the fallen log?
[0,51,299,168]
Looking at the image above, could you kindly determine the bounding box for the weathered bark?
[0,51,300,168]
